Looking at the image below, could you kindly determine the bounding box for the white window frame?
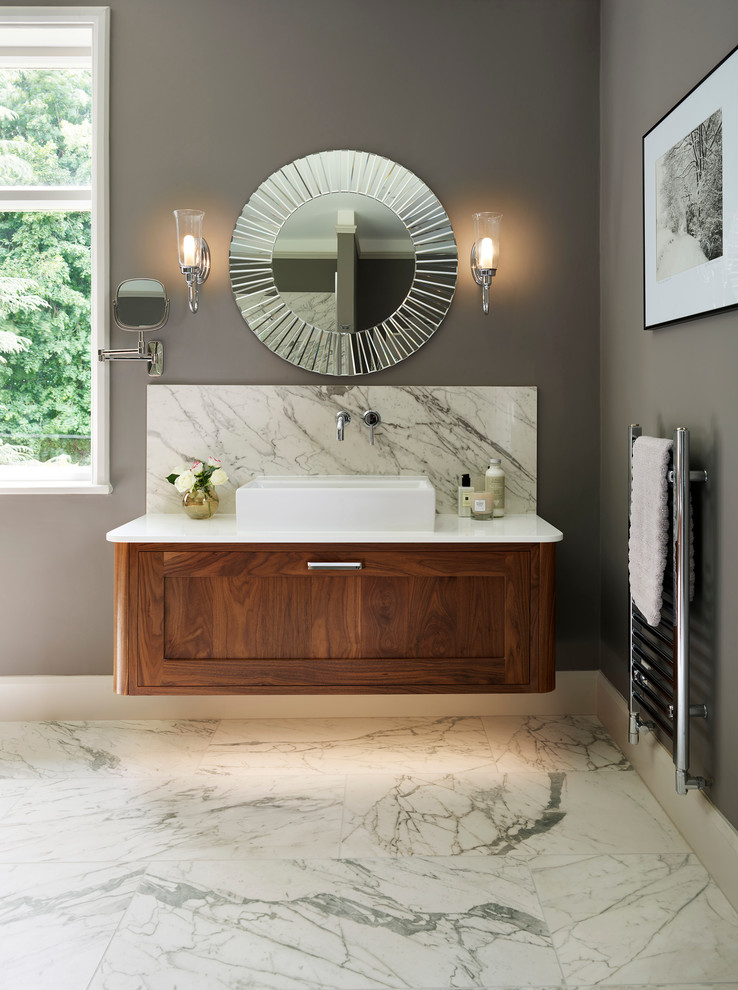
[0,6,110,494]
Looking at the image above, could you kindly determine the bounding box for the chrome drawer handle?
[307,561,363,571]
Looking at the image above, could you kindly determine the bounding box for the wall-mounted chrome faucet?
[362,409,381,445]
[336,410,351,441]
[336,408,381,443]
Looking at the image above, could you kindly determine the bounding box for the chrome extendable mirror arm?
[98,332,164,377]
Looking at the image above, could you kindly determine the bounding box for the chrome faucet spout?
[336,410,351,441]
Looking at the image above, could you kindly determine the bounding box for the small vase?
[182,486,219,519]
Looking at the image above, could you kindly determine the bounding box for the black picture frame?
[643,44,738,330]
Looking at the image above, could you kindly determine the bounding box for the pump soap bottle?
[485,458,505,517]
[457,473,473,517]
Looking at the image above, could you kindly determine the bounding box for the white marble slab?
[0,862,145,990]
[533,853,738,985]
[0,720,218,778]
[340,769,688,860]
[0,774,345,862]
[146,384,537,515]
[90,857,562,989]
[199,715,497,776]
[481,715,631,773]
[0,779,34,819]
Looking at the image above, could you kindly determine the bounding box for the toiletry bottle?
[457,472,472,517]
[485,458,505,517]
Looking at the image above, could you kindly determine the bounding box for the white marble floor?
[0,714,736,989]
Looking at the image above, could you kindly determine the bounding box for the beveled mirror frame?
[229,149,457,376]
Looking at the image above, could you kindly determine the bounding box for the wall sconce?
[173,209,211,313]
[470,212,502,315]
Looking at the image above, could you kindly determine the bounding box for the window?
[0,8,109,492]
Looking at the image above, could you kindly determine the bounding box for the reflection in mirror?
[229,150,457,376]
[272,193,415,334]
[113,278,169,332]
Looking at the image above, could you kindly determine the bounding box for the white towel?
[629,436,672,626]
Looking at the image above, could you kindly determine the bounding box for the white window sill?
[0,480,112,495]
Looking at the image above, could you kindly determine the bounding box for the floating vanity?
[107,513,562,697]
[112,382,560,696]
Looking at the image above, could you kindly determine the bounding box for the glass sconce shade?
[471,212,502,315]
[174,209,204,270]
[472,212,502,272]
[173,209,210,314]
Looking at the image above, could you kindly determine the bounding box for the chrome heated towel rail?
[628,424,710,795]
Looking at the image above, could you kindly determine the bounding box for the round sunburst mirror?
[229,149,457,375]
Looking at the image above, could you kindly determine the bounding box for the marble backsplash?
[147,385,537,515]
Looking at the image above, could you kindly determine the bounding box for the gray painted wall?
[600,0,738,828]
[0,1,600,678]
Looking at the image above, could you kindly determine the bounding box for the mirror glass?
[113,278,169,332]
[272,193,415,334]
[229,150,457,375]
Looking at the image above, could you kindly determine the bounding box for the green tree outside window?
[0,68,92,466]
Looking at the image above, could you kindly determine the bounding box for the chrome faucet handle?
[336,410,351,441]
[362,409,381,445]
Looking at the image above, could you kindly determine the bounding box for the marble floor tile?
[201,716,496,775]
[90,857,563,989]
[340,769,688,859]
[481,715,631,772]
[0,716,734,990]
[0,773,345,862]
[0,719,219,778]
[532,853,738,985]
[0,861,146,990]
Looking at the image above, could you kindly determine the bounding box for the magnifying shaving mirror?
[98,278,169,377]
[229,150,457,375]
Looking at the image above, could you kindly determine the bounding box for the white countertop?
[106,513,563,544]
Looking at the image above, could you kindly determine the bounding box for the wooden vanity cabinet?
[113,542,555,695]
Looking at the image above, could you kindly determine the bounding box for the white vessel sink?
[236,475,436,533]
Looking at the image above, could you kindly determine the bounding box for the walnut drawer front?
[114,543,554,695]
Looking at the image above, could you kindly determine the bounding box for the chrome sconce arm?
[179,241,211,314]
[471,212,502,315]
[174,209,211,314]
[470,242,496,315]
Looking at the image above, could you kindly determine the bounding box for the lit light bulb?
[478,236,495,270]
[183,234,196,268]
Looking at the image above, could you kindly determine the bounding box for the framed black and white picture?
[643,44,738,330]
